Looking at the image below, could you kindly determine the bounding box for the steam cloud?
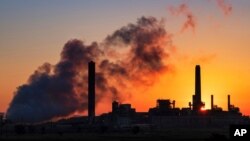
[169,3,196,33]
[6,16,174,123]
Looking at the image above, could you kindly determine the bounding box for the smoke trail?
[6,16,174,123]
[169,3,196,33]
[6,40,103,123]
[216,0,232,15]
[104,16,173,85]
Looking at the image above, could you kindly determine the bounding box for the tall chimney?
[228,95,231,111]
[88,61,95,124]
[193,65,202,111]
[211,95,214,110]
[195,65,201,103]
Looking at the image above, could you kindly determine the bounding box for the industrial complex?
[97,64,248,128]
[0,61,249,140]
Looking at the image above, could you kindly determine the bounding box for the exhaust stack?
[211,95,214,110]
[228,95,231,111]
[88,61,95,124]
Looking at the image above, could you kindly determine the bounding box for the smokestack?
[88,61,95,123]
[195,65,201,102]
[211,95,214,110]
[228,94,231,111]
[193,65,202,111]
[173,100,175,109]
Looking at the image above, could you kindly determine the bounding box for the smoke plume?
[169,3,196,33]
[216,0,232,15]
[6,16,174,123]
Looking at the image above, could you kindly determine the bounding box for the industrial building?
[0,63,249,139]
[98,65,249,128]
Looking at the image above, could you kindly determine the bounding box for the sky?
[0,0,250,117]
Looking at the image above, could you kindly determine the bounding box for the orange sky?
[0,0,250,116]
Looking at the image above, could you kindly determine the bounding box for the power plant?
[0,64,249,140]
[98,64,248,128]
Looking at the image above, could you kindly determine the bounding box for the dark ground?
[0,128,230,141]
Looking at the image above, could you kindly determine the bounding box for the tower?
[211,95,214,110]
[88,61,95,124]
[228,95,231,111]
[195,65,201,104]
[192,65,204,111]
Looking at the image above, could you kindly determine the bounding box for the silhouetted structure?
[88,61,95,124]
[172,100,175,108]
[192,65,204,112]
[112,101,136,116]
[99,65,247,128]
[101,101,137,126]
[1,64,249,140]
[227,94,240,115]
[0,113,4,124]
[210,95,223,113]
[211,95,214,110]
[112,101,119,113]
